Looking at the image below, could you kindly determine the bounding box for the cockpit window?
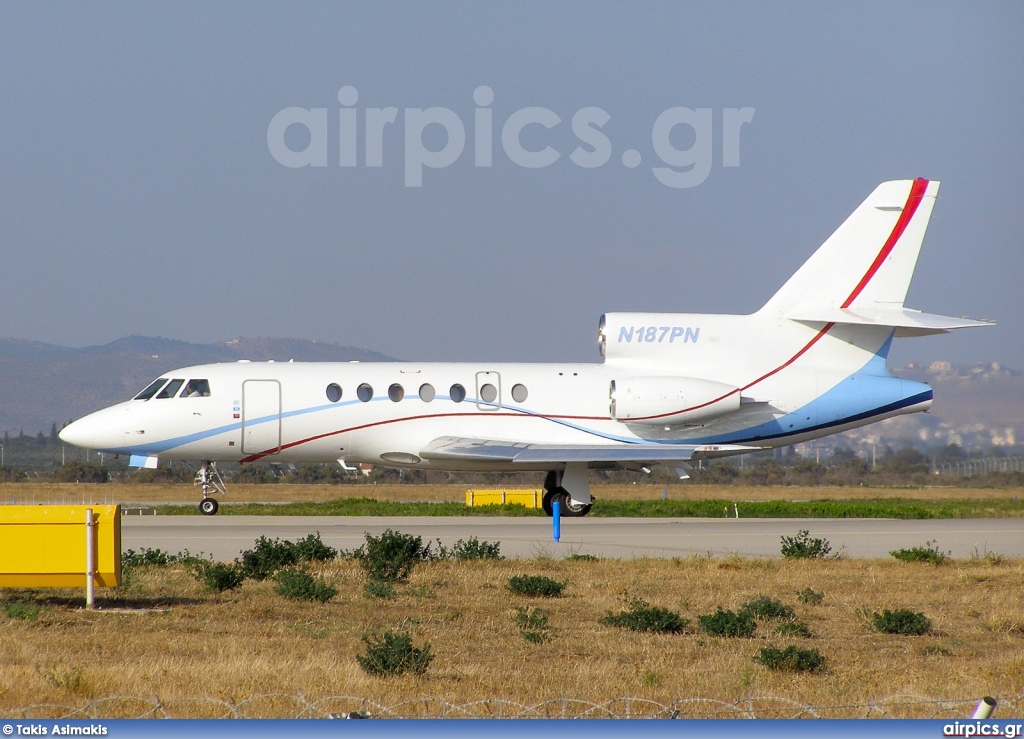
[156,379,185,399]
[180,379,211,397]
[134,378,168,401]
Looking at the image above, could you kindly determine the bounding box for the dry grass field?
[2,554,1023,717]
[2,481,1021,506]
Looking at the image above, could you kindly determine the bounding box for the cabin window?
[134,378,168,401]
[388,384,404,402]
[156,379,185,399]
[326,383,342,402]
[419,383,435,402]
[181,379,211,397]
[450,383,466,403]
[357,383,373,402]
[511,383,528,403]
[479,383,497,403]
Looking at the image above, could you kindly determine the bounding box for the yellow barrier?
[465,489,542,509]
[0,505,121,588]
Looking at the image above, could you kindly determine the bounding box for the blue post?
[663,489,668,501]
[552,500,561,542]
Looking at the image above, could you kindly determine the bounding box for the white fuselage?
[57,312,933,471]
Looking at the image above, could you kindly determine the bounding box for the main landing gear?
[541,469,593,518]
[195,461,227,515]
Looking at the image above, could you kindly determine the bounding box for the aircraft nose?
[59,417,95,448]
[59,406,128,451]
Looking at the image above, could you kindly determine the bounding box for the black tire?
[559,490,592,517]
[542,490,555,517]
[548,488,592,518]
[199,498,219,516]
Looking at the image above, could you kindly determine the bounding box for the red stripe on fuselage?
[239,410,605,463]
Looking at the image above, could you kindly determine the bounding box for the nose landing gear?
[195,461,226,515]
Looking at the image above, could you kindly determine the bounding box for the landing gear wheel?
[194,461,226,516]
[557,488,592,518]
[542,488,592,517]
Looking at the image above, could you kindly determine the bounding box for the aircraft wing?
[419,436,757,464]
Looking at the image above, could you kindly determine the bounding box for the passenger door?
[242,380,281,455]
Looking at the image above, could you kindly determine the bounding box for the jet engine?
[610,376,740,426]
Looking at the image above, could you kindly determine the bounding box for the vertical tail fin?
[760,179,939,315]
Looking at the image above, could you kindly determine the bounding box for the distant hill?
[0,336,394,433]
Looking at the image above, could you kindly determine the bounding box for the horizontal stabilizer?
[420,436,757,464]
[785,304,995,336]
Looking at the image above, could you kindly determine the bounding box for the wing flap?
[420,436,757,464]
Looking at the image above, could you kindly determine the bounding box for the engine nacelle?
[610,376,741,426]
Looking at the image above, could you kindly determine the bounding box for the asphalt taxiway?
[120,516,1024,560]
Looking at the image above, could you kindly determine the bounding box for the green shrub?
[739,595,794,621]
[565,553,598,562]
[37,663,86,694]
[450,536,503,560]
[2,593,39,620]
[53,461,108,483]
[872,608,932,635]
[599,598,688,634]
[200,562,246,592]
[970,546,1003,565]
[515,607,553,643]
[363,581,396,599]
[238,533,336,580]
[239,536,302,580]
[358,530,428,583]
[755,645,826,672]
[507,574,566,598]
[891,540,949,565]
[796,587,824,604]
[293,533,339,562]
[273,568,337,602]
[776,620,813,638]
[122,548,208,568]
[357,630,434,676]
[697,608,756,638]
[514,606,549,630]
[780,530,832,559]
[122,548,172,567]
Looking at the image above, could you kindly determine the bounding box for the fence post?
[971,696,996,719]
[85,508,95,610]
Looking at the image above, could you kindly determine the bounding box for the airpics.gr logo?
[267,86,754,188]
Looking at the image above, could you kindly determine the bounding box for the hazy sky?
[2,2,1021,368]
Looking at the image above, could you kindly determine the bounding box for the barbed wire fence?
[7,694,1021,719]
[935,456,1024,476]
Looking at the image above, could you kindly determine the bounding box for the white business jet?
[59,179,992,515]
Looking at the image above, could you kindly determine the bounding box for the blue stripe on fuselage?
[106,335,929,456]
